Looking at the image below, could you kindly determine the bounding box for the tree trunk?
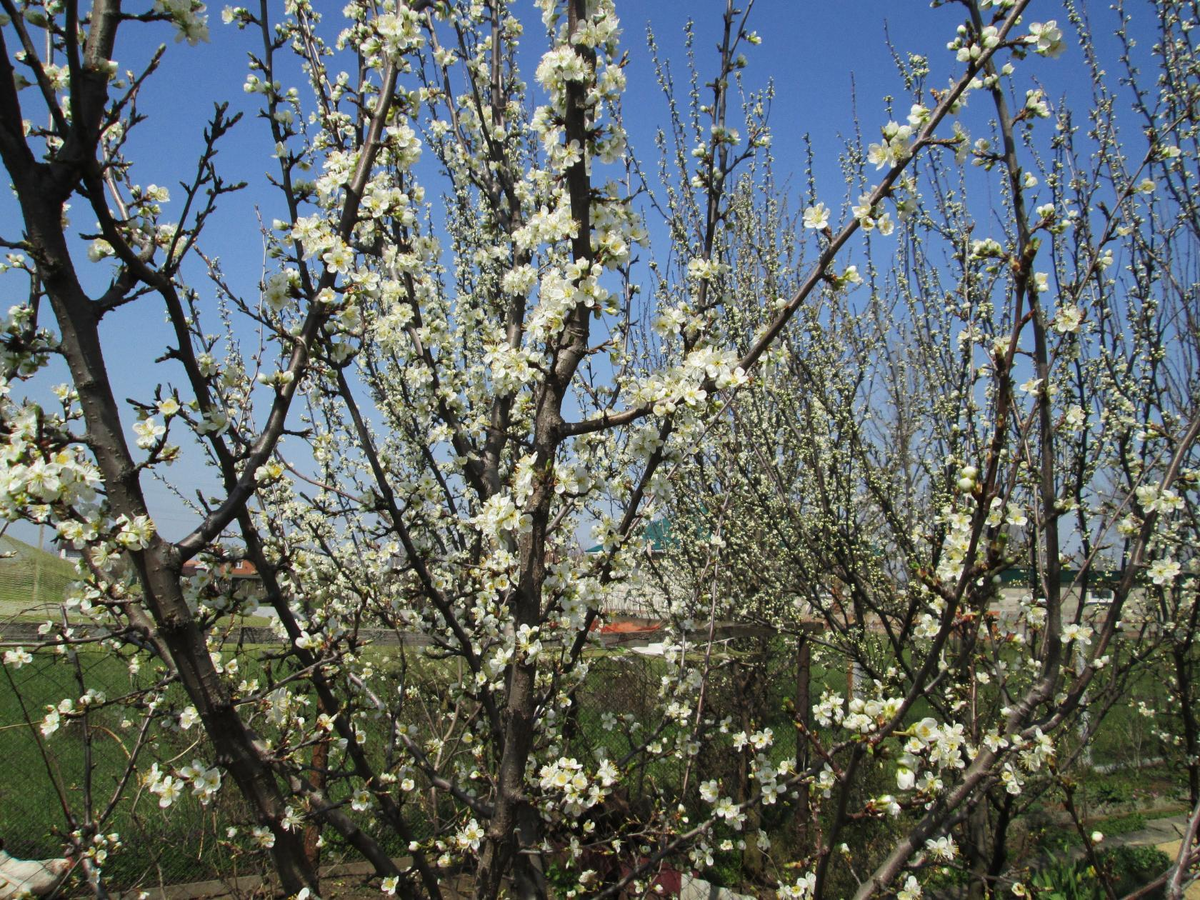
[303,736,329,880]
[475,661,545,899]
[16,180,318,896]
[965,800,990,900]
[1173,645,1200,810]
[796,633,814,858]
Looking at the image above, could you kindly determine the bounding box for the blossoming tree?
[0,0,1196,898]
[653,2,1200,896]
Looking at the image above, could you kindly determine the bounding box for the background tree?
[657,1,1200,896]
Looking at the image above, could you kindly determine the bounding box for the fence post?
[796,631,811,771]
[795,625,818,858]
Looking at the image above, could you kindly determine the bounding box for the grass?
[0,644,457,890]
[0,650,250,889]
[0,533,78,621]
[0,534,279,626]
[1092,811,1146,836]
[1028,846,1173,900]
[0,632,1192,894]
[1,641,807,889]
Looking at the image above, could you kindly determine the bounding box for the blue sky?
[2,0,1149,548]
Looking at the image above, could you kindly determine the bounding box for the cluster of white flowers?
[76,831,123,870]
[1024,89,1051,119]
[142,764,182,808]
[0,414,102,523]
[142,760,221,808]
[629,347,749,419]
[537,756,614,816]
[898,717,969,791]
[970,237,1006,259]
[750,754,794,805]
[843,695,904,735]
[40,698,71,736]
[2,646,33,668]
[778,872,817,899]
[473,492,531,539]
[851,193,895,236]
[154,0,209,45]
[867,121,915,170]
[178,759,223,804]
[5,0,1188,893]
[934,502,977,585]
[482,342,540,395]
[371,8,424,60]
[1136,484,1185,515]
[1027,21,1066,57]
[950,23,1001,64]
[513,196,579,251]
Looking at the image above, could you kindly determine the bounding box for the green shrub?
[1030,858,1099,900]
[1098,845,1170,899]
[1028,845,1171,900]
[1095,811,1146,836]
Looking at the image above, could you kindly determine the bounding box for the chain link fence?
[568,635,806,816]
[2,629,804,895]
[0,648,266,894]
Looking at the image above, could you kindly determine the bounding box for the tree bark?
[1173,645,1200,810]
[10,167,319,896]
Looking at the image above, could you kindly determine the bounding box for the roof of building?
[586,518,673,555]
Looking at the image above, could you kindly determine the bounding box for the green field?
[0,533,78,620]
[0,651,245,890]
[0,634,1191,895]
[0,647,443,891]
